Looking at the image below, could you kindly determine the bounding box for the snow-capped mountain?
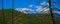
[15,8,49,14]
[15,8,38,14]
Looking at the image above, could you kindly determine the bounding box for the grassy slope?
[0,9,60,24]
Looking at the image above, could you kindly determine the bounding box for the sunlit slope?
[0,9,60,24]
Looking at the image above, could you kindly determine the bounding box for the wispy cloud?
[15,2,49,14]
[29,4,33,7]
[40,1,49,6]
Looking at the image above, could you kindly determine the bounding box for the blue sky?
[0,0,60,9]
[0,0,47,9]
[0,0,60,13]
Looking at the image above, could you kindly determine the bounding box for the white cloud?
[15,2,50,14]
[34,6,43,13]
[29,4,33,7]
[43,1,47,5]
[36,1,49,13]
[35,6,42,9]
[40,2,49,6]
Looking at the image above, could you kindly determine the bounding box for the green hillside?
[0,9,60,24]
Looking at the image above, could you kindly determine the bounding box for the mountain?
[15,8,49,14]
[15,8,60,18]
[0,9,60,24]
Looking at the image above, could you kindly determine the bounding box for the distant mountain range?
[15,8,60,14]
